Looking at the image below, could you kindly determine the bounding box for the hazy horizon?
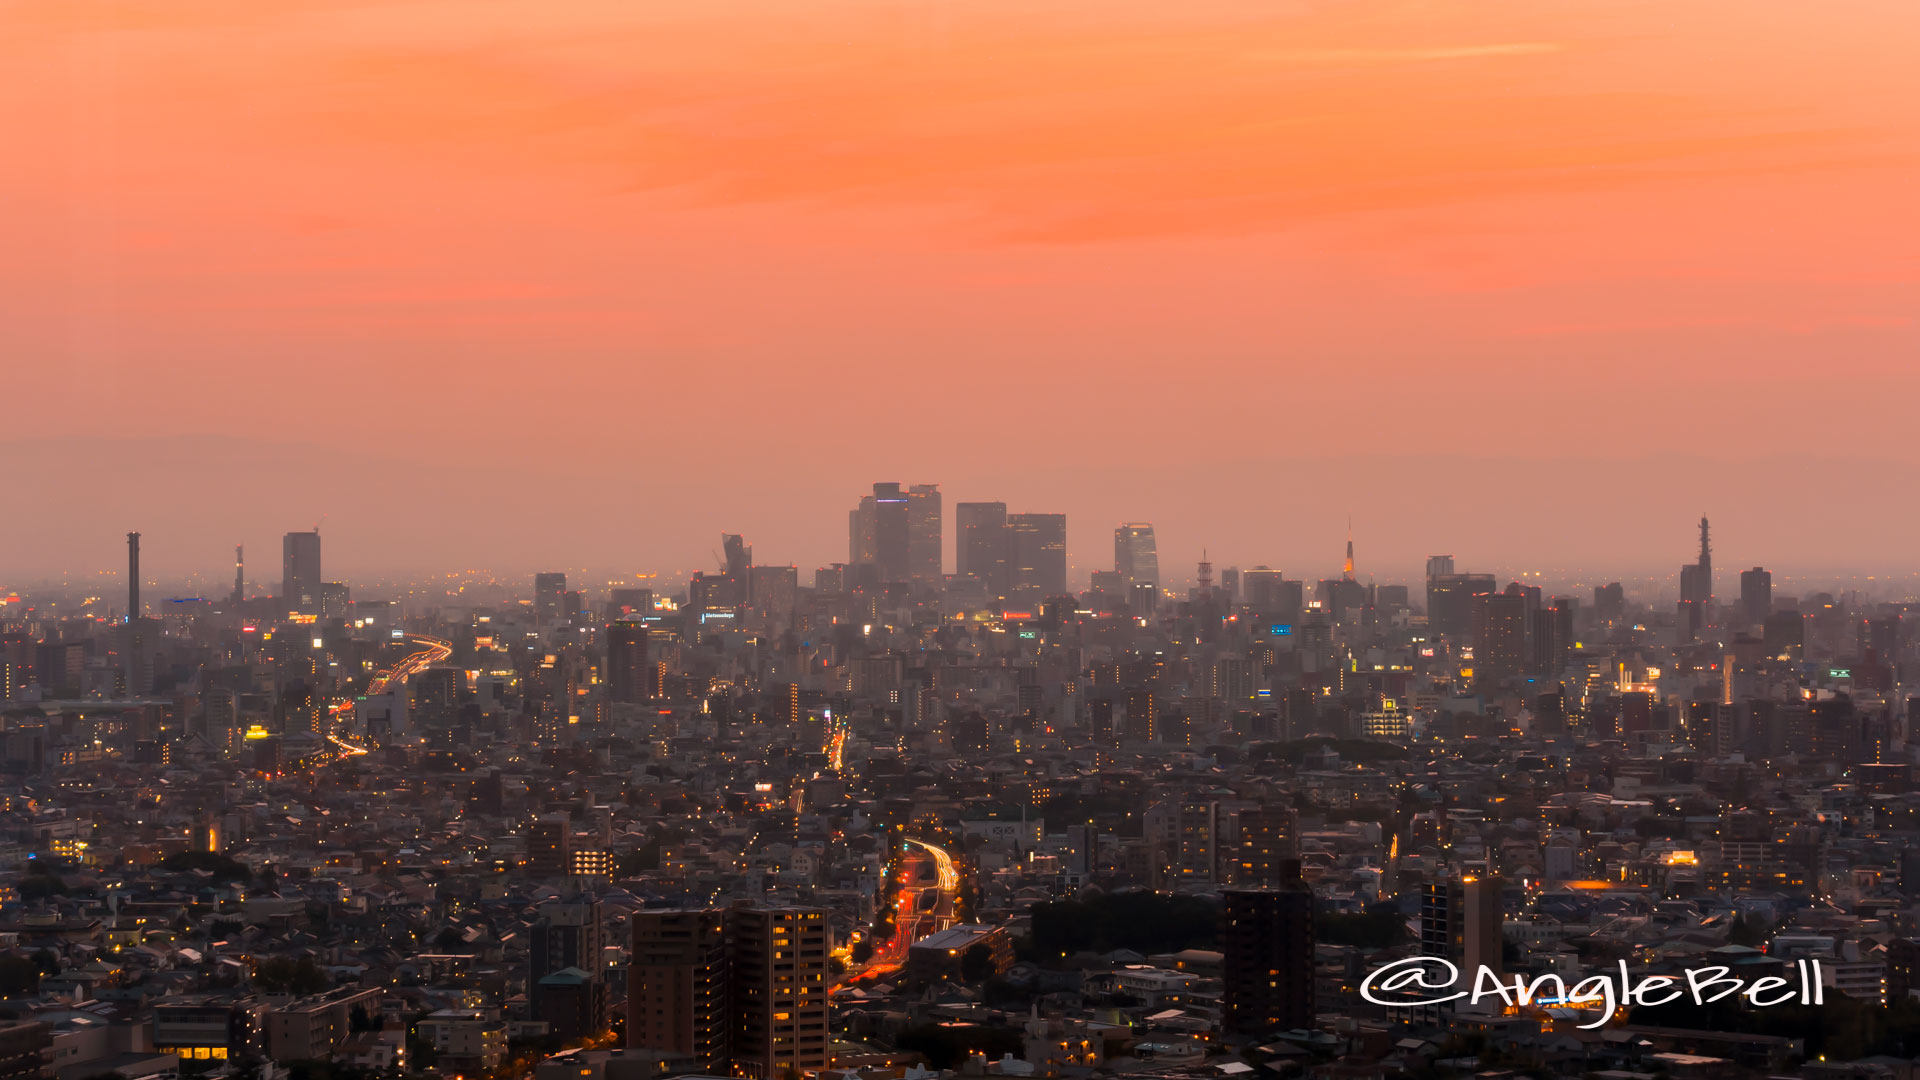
[7,0,1918,591]
[7,435,1920,600]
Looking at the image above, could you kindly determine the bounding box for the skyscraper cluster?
[845,485,1070,602]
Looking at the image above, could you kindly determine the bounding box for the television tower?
[1343,517,1355,580]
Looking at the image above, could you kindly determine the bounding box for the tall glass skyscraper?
[1114,522,1159,593]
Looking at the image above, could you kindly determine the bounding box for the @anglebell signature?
[1358,956,1828,1030]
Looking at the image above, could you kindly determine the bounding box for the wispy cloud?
[1254,42,1564,64]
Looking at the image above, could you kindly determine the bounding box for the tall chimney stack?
[127,532,141,622]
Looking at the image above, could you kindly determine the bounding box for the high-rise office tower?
[232,545,245,606]
[1530,599,1574,676]
[1428,572,1496,638]
[1678,516,1713,641]
[722,534,752,579]
[1113,523,1160,593]
[1472,591,1528,689]
[848,505,869,567]
[688,570,745,614]
[1593,581,1626,624]
[1242,566,1282,614]
[282,530,322,614]
[534,572,568,623]
[1220,860,1315,1034]
[203,688,238,754]
[850,483,911,583]
[1008,513,1067,597]
[907,484,942,583]
[956,502,1010,596]
[747,566,798,628]
[727,906,830,1079]
[1376,583,1410,615]
[1425,554,1455,581]
[629,910,731,1071]
[1741,566,1772,625]
[605,621,652,704]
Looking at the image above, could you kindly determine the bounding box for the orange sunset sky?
[4,0,1918,587]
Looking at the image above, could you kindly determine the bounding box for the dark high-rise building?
[1740,566,1772,625]
[1220,862,1315,1034]
[1087,697,1117,747]
[531,897,605,989]
[955,501,1009,596]
[688,571,745,614]
[727,906,830,1079]
[627,907,829,1079]
[1473,591,1527,689]
[1764,609,1806,656]
[722,534,752,580]
[232,545,245,606]
[319,581,351,620]
[534,572,567,623]
[1530,601,1574,675]
[907,484,942,583]
[605,620,652,704]
[282,530,322,614]
[1114,523,1160,594]
[1124,688,1157,743]
[1242,566,1282,613]
[1594,581,1626,624]
[531,897,608,1038]
[1419,875,1503,1001]
[1861,615,1902,662]
[1232,807,1297,886]
[748,565,798,627]
[629,910,731,1071]
[850,483,912,583]
[1678,516,1713,641]
[527,814,572,880]
[1008,512,1067,597]
[1429,573,1496,638]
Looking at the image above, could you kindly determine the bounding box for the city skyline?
[12,502,1920,611]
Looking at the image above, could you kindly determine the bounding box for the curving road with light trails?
[326,634,453,755]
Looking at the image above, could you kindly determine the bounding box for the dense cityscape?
[0,485,1916,1080]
